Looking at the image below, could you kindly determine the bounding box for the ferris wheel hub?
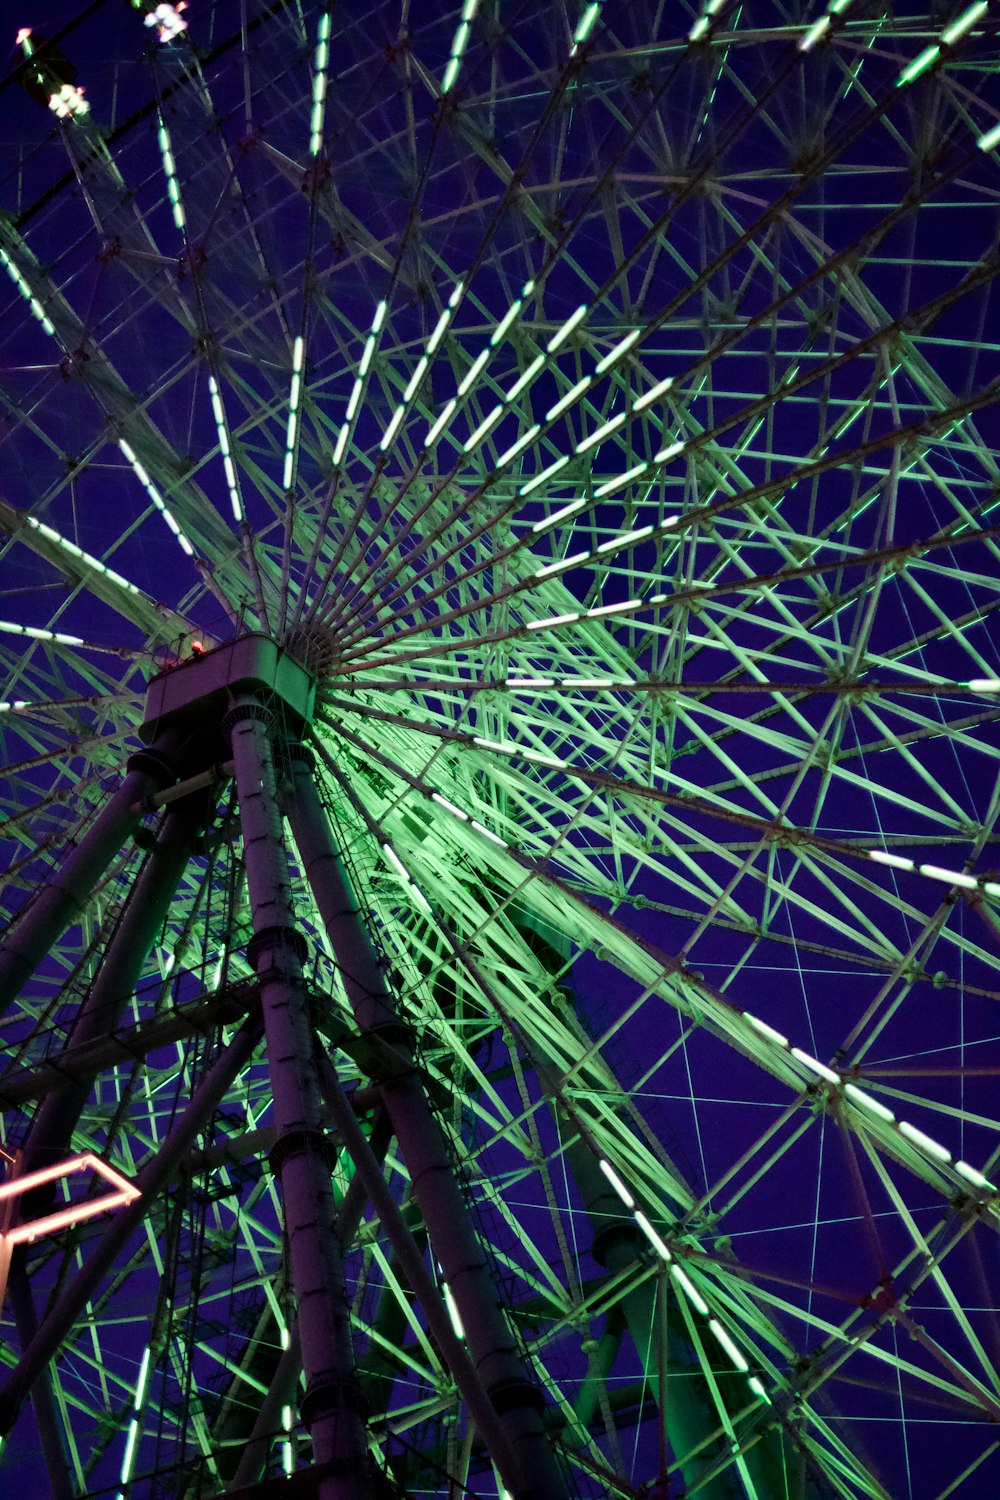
[141,632,316,748]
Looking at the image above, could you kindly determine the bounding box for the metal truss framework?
[0,2,998,1498]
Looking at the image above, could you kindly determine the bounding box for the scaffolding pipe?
[0,1013,262,1437]
[0,729,183,1014]
[285,750,567,1500]
[226,702,372,1500]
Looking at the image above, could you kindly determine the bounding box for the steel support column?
[5,1262,74,1500]
[20,791,208,1182]
[0,729,183,1014]
[226,702,371,1500]
[284,750,567,1500]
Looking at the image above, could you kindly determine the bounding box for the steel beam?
[285,750,567,1500]
[18,791,208,1181]
[0,979,258,1108]
[0,728,184,1014]
[226,700,371,1500]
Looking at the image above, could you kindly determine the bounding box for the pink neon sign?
[0,1153,140,1246]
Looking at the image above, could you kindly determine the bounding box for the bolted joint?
[246,924,308,971]
[221,700,276,741]
[268,1125,340,1177]
[299,1372,366,1429]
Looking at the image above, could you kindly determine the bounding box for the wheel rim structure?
[0,2,999,1497]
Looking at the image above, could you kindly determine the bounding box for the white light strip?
[118,439,195,556]
[595,328,641,375]
[956,1160,995,1191]
[519,455,570,497]
[442,0,481,93]
[744,1012,789,1048]
[899,1120,952,1163]
[379,405,406,452]
[634,1210,672,1261]
[431,792,469,821]
[425,398,458,448]
[576,411,626,454]
[404,354,430,403]
[547,303,588,353]
[633,374,674,412]
[869,849,914,871]
[0,245,55,336]
[594,461,649,497]
[530,496,587,533]
[546,375,592,423]
[844,1083,895,1124]
[533,550,589,578]
[791,1047,840,1085]
[442,1277,465,1339]
[470,818,508,847]
[597,524,653,553]
[709,1317,750,1372]
[208,374,243,520]
[283,335,307,489]
[496,424,541,466]
[0,620,83,647]
[463,404,503,452]
[505,354,546,403]
[525,611,581,632]
[919,863,978,890]
[490,282,535,347]
[381,843,432,916]
[336,301,388,465]
[670,1263,709,1316]
[25,516,143,595]
[598,1159,635,1208]
[942,0,988,42]
[798,14,830,49]
[570,2,601,53]
[458,348,490,397]
[156,116,186,231]
[309,8,332,155]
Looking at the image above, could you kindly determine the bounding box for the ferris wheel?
[0,2,999,1497]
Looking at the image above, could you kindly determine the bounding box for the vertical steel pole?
[4,1262,74,1500]
[284,749,567,1500]
[225,702,371,1500]
[0,732,182,1014]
